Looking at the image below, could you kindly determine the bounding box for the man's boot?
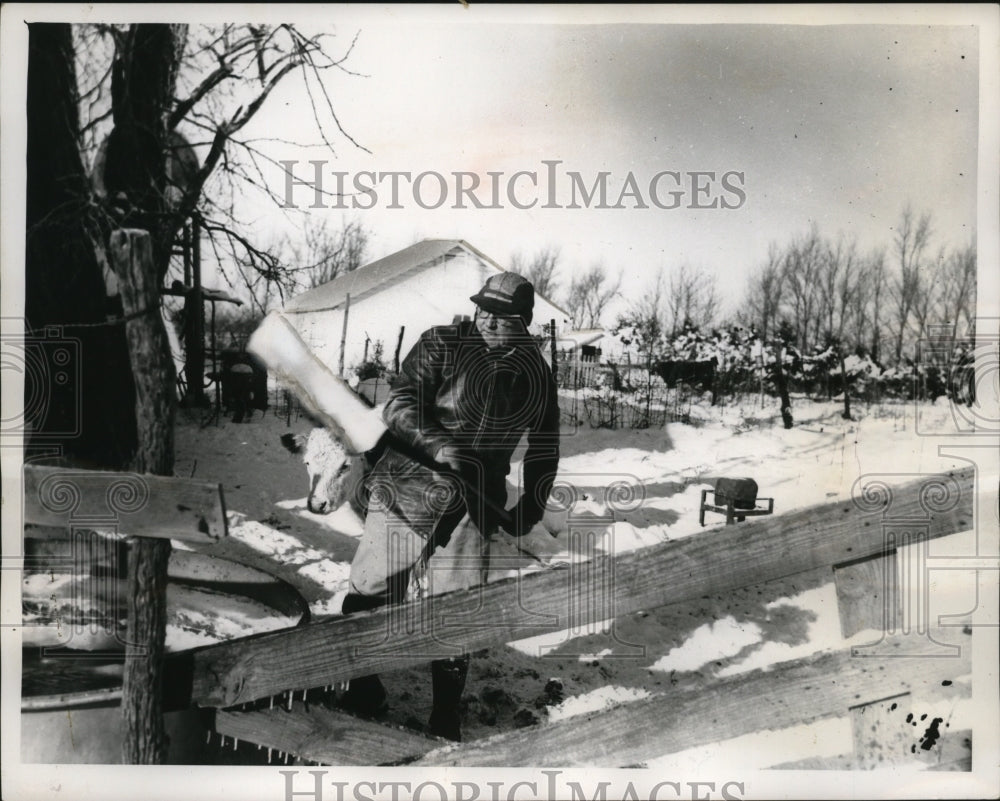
[339,592,388,716]
[428,655,469,741]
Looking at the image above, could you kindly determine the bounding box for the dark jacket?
[366,321,560,540]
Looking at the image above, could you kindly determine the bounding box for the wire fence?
[186,347,977,432]
[552,350,978,430]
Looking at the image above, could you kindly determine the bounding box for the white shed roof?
[284,238,571,319]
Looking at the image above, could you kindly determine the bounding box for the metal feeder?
[699,477,774,526]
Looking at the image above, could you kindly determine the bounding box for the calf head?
[281,428,353,514]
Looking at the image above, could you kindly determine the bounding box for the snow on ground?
[227,517,330,565]
[275,497,366,538]
[647,615,766,673]
[509,618,618,659]
[546,685,651,722]
[21,572,301,652]
[504,400,980,579]
[165,584,299,651]
[505,400,981,662]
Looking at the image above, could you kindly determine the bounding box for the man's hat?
[470,272,535,325]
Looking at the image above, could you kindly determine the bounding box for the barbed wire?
[20,306,160,337]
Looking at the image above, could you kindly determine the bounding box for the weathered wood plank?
[216,701,443,765]
[191,467,975,707]
[414,632,971,767]
[848,693,913,769]
[833,553,900,639]
[23,464,227,542]
[834,553,911,767]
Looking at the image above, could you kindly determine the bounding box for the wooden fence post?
[773,344,794,428]
[394,325,406,374]
[549,319,557,381]
[839,351,853,420]
[110,229,176,764]
[338,293,351,377]
[182,217,205,407]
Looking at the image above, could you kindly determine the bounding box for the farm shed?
[282,239,571,376]
[556,328,605,354]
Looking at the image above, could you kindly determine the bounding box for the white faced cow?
[281,428,366,516]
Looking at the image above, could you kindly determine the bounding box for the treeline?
[520,204,977,427]
[736,208,976,367]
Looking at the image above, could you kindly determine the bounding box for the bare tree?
[740,243,785,341]
[615,270,666,363]
[819,233,860,344]
[911,246,948,350]
[281,215,370,290]
[941,240,977,337]
[564,262,622,330]
[817,234,862,419]
[510,246,560,300]
[855,247,888,362]
[665,263,720,336]
[889,205,933,362]
[780,223,824,352]
[74,22,366,309]
[26,23,138,467]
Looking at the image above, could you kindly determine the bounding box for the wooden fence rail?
[212,621,972,768]
[191,467,975,708]
[23,464,227,542]
[413,631,970,767]
[216,703,443,766]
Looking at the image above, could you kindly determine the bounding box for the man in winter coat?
[340,272,560,741]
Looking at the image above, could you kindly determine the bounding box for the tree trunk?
[112,230,176,764]
[122,533,172,764]
[104,31,186,761]
[105,24,188,282]
[773,346,794,429]
[839,350,853,421]
[25,23,137,467]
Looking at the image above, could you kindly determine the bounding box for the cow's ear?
[280,433,304,454]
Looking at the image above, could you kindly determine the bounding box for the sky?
[0,4,991,325]
[228,7,983,321]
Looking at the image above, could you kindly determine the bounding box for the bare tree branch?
[511,246,560,300]
[565,263,622,330]
[169,62,234,129]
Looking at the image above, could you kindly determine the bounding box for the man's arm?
[381,328,454,463]
[506,360,561,535]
